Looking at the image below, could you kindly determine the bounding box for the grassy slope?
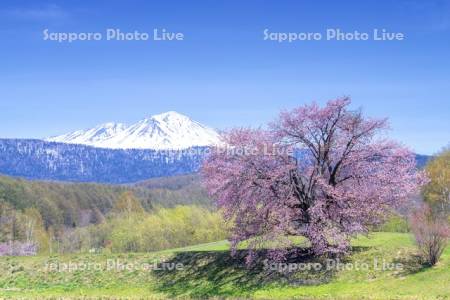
[0,232,449,299]
[255,233,450,299]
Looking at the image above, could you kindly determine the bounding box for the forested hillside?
[0,174,220,255]
[0,139,430,184]
[0,173,213,229]
[135,173,212,207]
[0,175,151,228]
[0,139,207,183]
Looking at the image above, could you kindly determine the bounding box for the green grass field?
[0,232,449,299]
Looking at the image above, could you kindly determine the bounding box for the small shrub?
[409,205,450,266]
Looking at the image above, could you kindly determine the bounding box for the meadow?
[0,232,449,299]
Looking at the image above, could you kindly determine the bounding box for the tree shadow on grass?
[392,253,430,276]
[152,248,344,298]
[350,246,371,253]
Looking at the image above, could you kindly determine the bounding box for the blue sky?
[0,0,449,154]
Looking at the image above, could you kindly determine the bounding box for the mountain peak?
[150,111,192,124]
[46,112,220,150]
[152,111,187,120]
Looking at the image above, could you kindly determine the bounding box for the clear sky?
[0,0,449,155]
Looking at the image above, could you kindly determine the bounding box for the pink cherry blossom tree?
[202,98,425,259]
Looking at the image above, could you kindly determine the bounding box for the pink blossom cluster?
[0,241,37,256]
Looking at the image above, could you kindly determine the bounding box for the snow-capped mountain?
[46,111,221,150]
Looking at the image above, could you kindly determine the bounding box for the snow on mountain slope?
[46,111,221,150]
[48,122,127,145]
